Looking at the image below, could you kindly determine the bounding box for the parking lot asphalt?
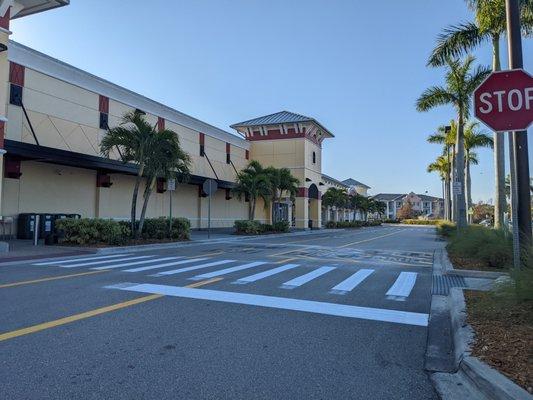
[0,225,443,399]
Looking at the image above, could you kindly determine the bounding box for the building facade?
[372,192,444,220]
[0,1,369,234]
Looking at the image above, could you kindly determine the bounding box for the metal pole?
[506,0,532,267]
[33,214,40,246]
[169,190,172,238]
[208,191,211,239]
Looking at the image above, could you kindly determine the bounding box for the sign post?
[473,0,532,267]
[202,179,218,239]
[167,178,176,238]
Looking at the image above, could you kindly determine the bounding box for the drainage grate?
[432,274,467,295]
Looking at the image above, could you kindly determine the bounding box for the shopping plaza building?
[0,1,372,234]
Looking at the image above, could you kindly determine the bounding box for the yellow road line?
[184,251,223,258]
[0,270,109,289]
[337,229,405,248]
[0,278,221,342]
[186,277,223,288]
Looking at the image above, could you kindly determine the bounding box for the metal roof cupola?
[231,111,334,146]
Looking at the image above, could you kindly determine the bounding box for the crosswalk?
[31,253,424,303]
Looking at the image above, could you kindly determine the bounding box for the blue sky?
[11,0,532,201]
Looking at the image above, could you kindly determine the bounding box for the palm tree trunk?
[465,152,472,224]
[131,164,145,236]
[455,112,467,228]
[137,175,156,238]
[251,198,257,221]
[248,200,253,221]
[492,34,506,228]
[445,177,451,221]
[451,144,456,221]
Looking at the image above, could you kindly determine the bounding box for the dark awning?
[4,139,235,189]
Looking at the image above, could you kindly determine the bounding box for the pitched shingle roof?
[321,174,349,188]
[342,178,370,189]
[372,193,443,202]
[231,111,334,138]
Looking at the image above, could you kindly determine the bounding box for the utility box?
[17,213,37,239]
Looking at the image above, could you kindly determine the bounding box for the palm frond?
[428,22,488,67]
[416,87,456,111]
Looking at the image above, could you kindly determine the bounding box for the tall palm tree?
[265,167,299,223]
[233,161,271,221]
[463,121,493,219]
[138,130,191,237]
[100,110,158,235]
[427,0,533,228]
[427,155,452,220]
[416,56,491,228]
[427,121,457,218]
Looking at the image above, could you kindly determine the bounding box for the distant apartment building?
[372,192,444,219]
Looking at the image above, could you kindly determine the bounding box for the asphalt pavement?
[0,225,443,399]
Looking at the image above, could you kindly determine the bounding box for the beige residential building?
[0,1,363,235]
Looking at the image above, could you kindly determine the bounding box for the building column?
[0,6,11,217]
[294,197,309,229]
[309,198,321,229]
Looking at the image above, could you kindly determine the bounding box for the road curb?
[428,249,532,400]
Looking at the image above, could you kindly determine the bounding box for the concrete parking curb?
[429,250,532,400]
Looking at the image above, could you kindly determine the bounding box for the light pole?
[506,0,532,267]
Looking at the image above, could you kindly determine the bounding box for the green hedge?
[56,217,190,245]
[401,219,445,225]
[325,220,381,229]
[234,220,290,235]
[436,221,456,237]
[446,225,513,269]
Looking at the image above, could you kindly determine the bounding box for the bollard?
[33,214,40,246]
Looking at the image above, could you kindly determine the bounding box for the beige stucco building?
[0,1,366,235]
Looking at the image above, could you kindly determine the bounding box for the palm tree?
[417,56,490,228]
[428,155,452,220]
[233,161,272,221]
[100,110,158,235]
[463,121,493,219]
[349,193,366,222]
[427,121,457,218]
[265,167,299,223]
[137,130,191,237]
[427,0,533,228]
[322,188,349,221]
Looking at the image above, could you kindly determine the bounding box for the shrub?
[56,217,190,245]
[234,220,262,234]
[142,217,190,240]
[234,220,291,234]
[272,220,290,233]
[436,221,456,237]
[383,218,400,223]
[325,220,381,229]
[56,218,130,245]
[447,226,513,269]
[401,219,445,225]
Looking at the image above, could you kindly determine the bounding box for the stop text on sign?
[474,69,533,132]
[478,87,533,114]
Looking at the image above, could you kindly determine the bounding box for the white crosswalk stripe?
[386,272,417,301]
[50,256,154,268]
[330,269,374,294]
[233,264,299,285]
[190,261,268,281]
[33,254,127,266]
[123,257,210,273]
[91,257,182,270]
[152,260,236,276]
[281,266,336,289]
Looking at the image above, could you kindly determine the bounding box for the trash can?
[39,214,55,237]
[17,213,37,239]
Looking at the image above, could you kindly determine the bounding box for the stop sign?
[474,69,533,132]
